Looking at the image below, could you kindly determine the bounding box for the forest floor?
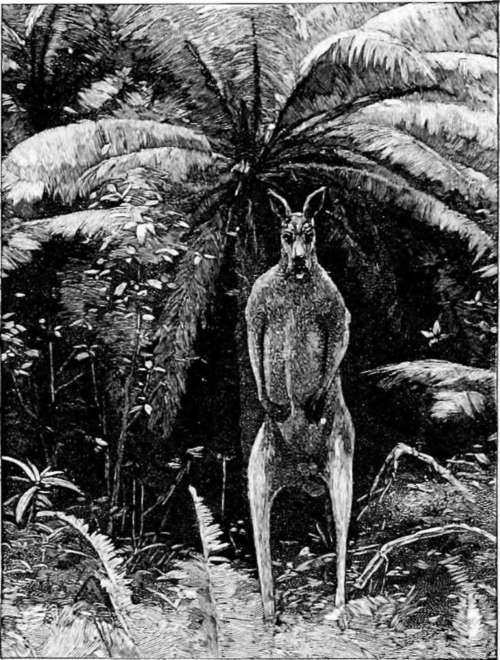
[2,439,496,658]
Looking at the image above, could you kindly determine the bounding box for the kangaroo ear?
[268,190,291,223]
[303,187,326,221]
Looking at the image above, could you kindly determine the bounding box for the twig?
[48,340,55,404]
[132,478,137,549]
[55,347,78,376]
[139,483,145,541]
[221,455,227,518]
[355,523,496,589]
[143,463,189,519]
[357,442,474,521]
[55,371,83,394]
[144,587,179,610]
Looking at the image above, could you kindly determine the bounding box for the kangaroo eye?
[283,234,293,244]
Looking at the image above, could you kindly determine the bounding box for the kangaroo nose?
[293,244,305,260]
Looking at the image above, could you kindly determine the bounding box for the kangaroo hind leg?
[327,415,354,609]
[248,419,280,621]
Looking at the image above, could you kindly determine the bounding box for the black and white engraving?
[1,3,497,658]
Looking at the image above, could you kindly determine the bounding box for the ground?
[2,440,496,658]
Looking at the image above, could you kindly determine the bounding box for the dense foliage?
[1,4,497,657]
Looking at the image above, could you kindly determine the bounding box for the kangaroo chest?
[263,280,327,405]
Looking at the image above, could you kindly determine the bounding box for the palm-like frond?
[364,359,495,424]
[279,163,494,262]
[2,207,134,276]
[273,2,496,136]
[78,147,223,200]
[150,205,228,435]
[182,487,271,658]
[431,390,487,422]
[365,360,494,391]
[345,100,497,178]
[2,5,114,130]
[37,606,103,659]
[278,121,495,219]
[116,6,303,135]
[189,486,229,560]
[449,593,489,659]
[427,52,497,111]
[364,3,495,55]
[3,119,212,208]
[76,67,132,113]
[46,512,136,644]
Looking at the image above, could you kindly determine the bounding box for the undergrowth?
[1,453,496,659]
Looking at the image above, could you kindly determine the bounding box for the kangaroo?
[245,187,354,621]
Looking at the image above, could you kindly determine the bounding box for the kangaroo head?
[269,187,326,281]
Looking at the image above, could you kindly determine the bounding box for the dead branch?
[355,523,496,589]
[357,442,475,521]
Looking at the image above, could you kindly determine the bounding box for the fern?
[442,557,496,659]
[365,360,495,425]
[40,512,136,646]
[170,486,271,658]
[150,201,229,435]
[3,118,212,208]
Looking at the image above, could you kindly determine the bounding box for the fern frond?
[428,52,497,112]
[6,603,50,657]
[362,3,496,55]
[76,68,131,113]
[347,100,497,178]
[365,360,495,425]
[189,486,228,560]
[449,593,488,659]
[2,207,133,276]
[124,603,204,659]
[183,487,271,658]
[3,118,211,208]
[43,512,136,649]
[150,203,228,435]
[282,122,495,215]
[365,360,494,392]
[78,147,223,200]
[431,390,487,421]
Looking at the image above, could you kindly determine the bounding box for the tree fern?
[2,2,496,464]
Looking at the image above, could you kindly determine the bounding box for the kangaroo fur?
[245,187,354,621]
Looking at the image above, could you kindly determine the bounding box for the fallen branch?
[357,442,474,521]
[355,523,496,589]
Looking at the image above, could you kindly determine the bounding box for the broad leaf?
[15,485,38,523]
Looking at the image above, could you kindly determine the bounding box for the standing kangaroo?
[245,187,354,621]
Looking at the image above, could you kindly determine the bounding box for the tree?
[3,4,497,524]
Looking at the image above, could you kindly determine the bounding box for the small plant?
[2,456,83,524]
[168,486,272,658]
[421,319,449,347]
